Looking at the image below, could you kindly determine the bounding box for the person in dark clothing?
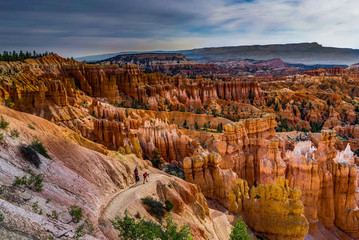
[134,166,139,182]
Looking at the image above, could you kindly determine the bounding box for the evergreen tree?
[230,216,254,240]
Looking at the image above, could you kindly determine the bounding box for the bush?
[163,165,184,179]
[0,132,4,143]
[217,123,223,133]
[194,121,199,130]
[10,129,19,138]
[32,202,43,215]
[183,120,188,129]
[165,200,174,212]
[310,121,324,133]
[74,218,98,239]
[28,124,35,130]
[301,127,309,133]
[13,173,43,192]
[141,197,165,220]
[151,150,162,168]
[69,205,83,223]
[0,213,4,222]
[5,98,14,108]
[20,145,41,168]
[74,224,85,240]
[0,116,9,129]
[50,210,59,220]
[31,137,51,159]
[230,216,254,240]
[275,116,290,132]
[111,210,192,240]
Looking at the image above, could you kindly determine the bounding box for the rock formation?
[183,151,238,207]
[229,178,309,240]
[286,131,359,236]
[216,114,286,186]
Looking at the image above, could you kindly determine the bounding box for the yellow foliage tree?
[132,138,142,158]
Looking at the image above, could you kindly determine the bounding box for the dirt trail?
[99,174,164,239]
[98,173,233,240]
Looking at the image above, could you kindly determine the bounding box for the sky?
[1,0,359,58]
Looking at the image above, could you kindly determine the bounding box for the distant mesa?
[76,42,359,65]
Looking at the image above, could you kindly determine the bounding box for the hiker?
[134,166,139,182]
[143,172,148,184]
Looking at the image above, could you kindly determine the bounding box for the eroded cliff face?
[183,151,238,207]
[116,65,264,111]
[285,131,359,237]
[229,178,309,240]
[184,118,359,239]
[1,55,264,121]
[215,115,286,186]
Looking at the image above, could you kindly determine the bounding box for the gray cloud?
[0,0,358,57]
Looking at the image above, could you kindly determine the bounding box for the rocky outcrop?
[90,101,194,163]
[216,114,285,186]
[286,131,359,236]
[229,177,309,240]
[139,120,192,164]
[183,151,238,207]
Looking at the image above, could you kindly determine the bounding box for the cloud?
[0,0,358,57]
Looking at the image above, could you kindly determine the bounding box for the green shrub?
[13,173,43,192]
[74,218,98,239]
[0,213,4,222]
[230,216,254,240]
[0,116,9,129]
[0,132,4,143]
[141,197,165,220]
[183,120,188,129]
[111,210,192,240]
[68,205,83,223]
[74,224,85,240]
[31,137,51,159]
[5,98,14,108]
[20,145,41,168]
[10,129,19,138]
[194,121,199,130]
[163,165,184,179]
[151,150,162,169]
[275,116,290,132]
[301,127,309,133]
[32,202,43,215]
[46,210,59,220]
[28,124,35,130]
[310,121,324,133]
[217,123,223,133]
[165,200,174,212]
[84,218,98,234]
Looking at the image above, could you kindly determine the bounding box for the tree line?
[0,50,55,61]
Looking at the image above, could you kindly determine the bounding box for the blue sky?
[1,0,358,57]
